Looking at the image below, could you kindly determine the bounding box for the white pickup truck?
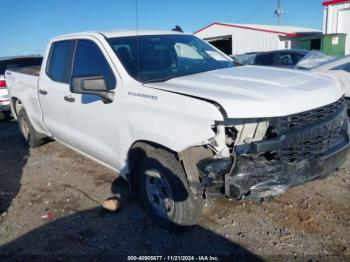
[5,30,350,230]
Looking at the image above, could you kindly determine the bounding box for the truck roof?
[53,30,188,41]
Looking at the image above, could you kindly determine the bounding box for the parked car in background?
[309,55,350,114]
[295,51,336,70]
[0,56,43,120]
[5,31,350,230]
[231,49,309,68]
[230,52,257,66]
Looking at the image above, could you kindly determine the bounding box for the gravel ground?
[0,119,350,261]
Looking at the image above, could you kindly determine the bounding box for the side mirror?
[70,75,114,103]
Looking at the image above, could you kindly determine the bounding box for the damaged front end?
[185,96,350,200]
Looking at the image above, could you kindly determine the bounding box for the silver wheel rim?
[20,116,30,140]
[144,170,175,218]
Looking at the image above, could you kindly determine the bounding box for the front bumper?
[200,97,350,200]
[225,111,350,200]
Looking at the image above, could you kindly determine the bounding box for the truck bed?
[5,67,43,130]
[8,65,41,76]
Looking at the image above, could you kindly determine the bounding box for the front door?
[64,38,120,168]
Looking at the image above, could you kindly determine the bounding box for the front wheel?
[138,148,203,231]
[18,109,45,148]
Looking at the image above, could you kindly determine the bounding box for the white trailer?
[194,22,321,55]
[323,0,350,54]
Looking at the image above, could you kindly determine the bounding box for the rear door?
[39,40,75,142]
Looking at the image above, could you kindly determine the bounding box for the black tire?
[0,111,5,121]
[138,148,203,231]
[18,109,45,148]
[0,110,11,122]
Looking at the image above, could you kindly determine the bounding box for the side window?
[72,40,116,90]
[279,54,293,66]
[47,41,75,83]
[254,53,275,66]
[291,54,305,65]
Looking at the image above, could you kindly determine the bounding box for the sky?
[1,0,324,57]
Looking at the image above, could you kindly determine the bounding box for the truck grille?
[273,97,345,134]
[269,97,347,163]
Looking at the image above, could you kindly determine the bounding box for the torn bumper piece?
[225,126,350,200]
[225,146,348,199]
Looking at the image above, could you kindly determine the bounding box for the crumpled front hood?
[148,66,343,118]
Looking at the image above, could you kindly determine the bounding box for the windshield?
[108,34,233,83]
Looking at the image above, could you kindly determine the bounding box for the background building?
[194,22,321,55]
[323,0,350,55]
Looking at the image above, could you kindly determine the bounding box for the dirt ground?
[0,119,350,261]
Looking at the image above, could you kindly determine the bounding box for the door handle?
[39,90,48,95]
[64,96,75,103]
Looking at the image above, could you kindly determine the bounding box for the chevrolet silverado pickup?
[5,30,350,230]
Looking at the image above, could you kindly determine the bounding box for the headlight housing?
[197,157,233,183]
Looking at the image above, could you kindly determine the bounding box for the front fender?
[117,87,225,177]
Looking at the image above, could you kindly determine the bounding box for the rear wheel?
[138,148,203,231]
[18,109,45,148]
[0,111,11,121]
[0,111,5,121]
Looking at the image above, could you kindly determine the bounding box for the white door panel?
[65,38,120,168]
[66,93,119,166]
[40,81,70,141]
[39,40,75,142]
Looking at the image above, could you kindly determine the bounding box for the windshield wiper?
[143,75,179,83]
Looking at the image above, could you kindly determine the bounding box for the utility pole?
[274,0,283,25]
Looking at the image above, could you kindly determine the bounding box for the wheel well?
[127,141,177,187]
[127,141,213,199]
[128,141,177,174]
